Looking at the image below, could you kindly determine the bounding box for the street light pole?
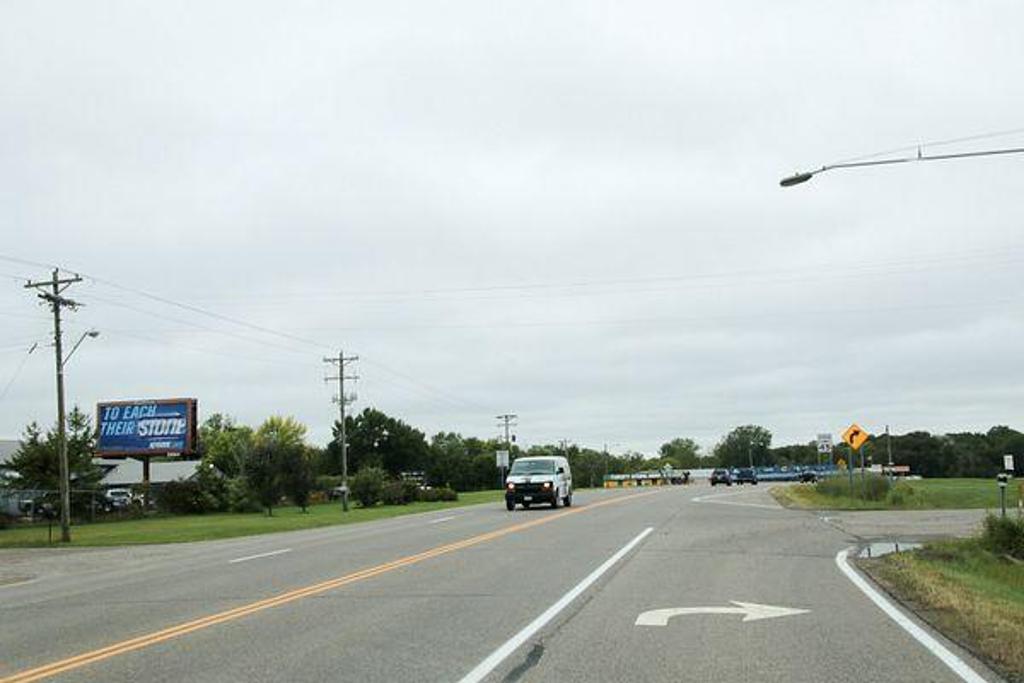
[780,145,1024,187]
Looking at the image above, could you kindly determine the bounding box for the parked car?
[505,456,573,510]
[798,471,818,483]
[710,469,733,486]
[735,468,758,485]
[327,485,349,500]
[104,488,134,511]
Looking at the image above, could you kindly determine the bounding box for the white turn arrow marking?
[635,601,810,626]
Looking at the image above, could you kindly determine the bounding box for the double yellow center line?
[2,490,659,682]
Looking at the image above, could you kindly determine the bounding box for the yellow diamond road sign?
[842,423,869,451]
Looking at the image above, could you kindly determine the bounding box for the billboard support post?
[141,456,151,508]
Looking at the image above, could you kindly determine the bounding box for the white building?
[93,458,203,488]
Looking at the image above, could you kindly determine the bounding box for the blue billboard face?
[96,399,197,455]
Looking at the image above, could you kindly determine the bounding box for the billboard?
[96,398,197,456]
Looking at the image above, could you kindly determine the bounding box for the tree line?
[5,408,1021,515]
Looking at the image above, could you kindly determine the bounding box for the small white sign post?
[1004,454,1015,473]
[816,433,833,465]
[496,450,510,488]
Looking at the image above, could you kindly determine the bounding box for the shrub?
[227,477,262,513]
[401,479,420,503]
[417,486,457,503]
[981,514,1024,560]
[281,449,314,512]
[815,473,891,501]
[315,475,343,492]
[351,467,387,507]
[886,482,917,507]
[158,479,220,514]
[381,480,408,506]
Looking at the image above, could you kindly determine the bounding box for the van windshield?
[510,459,555,475]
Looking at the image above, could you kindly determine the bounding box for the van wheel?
[564,493,572,507]
[551,493,560,509]
[506,500,515,511]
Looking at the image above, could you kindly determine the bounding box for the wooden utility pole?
[25,269,83,543]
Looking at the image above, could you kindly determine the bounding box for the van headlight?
[506,483,515,490]
[542,481,552,489]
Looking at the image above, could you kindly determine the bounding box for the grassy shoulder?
[859,537,1024,680]
[772,477,1022,511]
[0,490,503,548]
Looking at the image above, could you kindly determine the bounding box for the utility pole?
[25,269,83,543]
[324,350,358,512]
[886,424,893,467]
[496,414,517,487]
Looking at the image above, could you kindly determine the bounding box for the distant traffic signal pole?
[780,145,1024,187]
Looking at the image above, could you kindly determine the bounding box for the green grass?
[0,491,503,548]
[861,538,1024,680]
[772,478,1023,511]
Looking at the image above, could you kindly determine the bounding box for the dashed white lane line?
[456,527,654,683]
[428,515,459,525]
[228,548,292,564]
[835,548,988,683]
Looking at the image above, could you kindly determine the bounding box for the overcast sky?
[2,1,1023,455]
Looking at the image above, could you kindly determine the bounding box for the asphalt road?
[0,486,1004,682]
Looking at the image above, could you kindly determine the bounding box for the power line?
[833,126,1024,165]
[91,326,319,370]
[141,243,1024,308]
[87,275,330,351]
[0,341,39,402]
[0,254,57,271]
[85,292,313,358]
[361,356,491,412]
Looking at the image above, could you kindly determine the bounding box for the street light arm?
[63,330,99,366]
[780,145,1024,187]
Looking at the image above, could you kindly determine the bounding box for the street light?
[64,329,100,365]
[54,327,99,543]
[780,145,1024,187]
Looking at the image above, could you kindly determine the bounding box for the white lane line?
[457,527,654,683]
[835,548,988,683]
[228,548,292,564]
[428,515,458,525]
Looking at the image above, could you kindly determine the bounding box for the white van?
[504,456,572,510]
